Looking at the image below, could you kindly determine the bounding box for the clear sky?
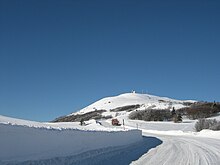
[0,0,220,121]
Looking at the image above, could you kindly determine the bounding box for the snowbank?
[134,128,220,140]
[196,129,220,139]
[0,115,123,131]
[0,123,142,163]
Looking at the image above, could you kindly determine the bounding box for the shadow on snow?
[3,136,162,165]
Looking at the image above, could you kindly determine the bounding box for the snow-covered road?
[100,120,220,165]
[132,133,220,165]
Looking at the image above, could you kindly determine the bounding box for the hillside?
[54,92,195,122]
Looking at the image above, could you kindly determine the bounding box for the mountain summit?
[54,92,195,122]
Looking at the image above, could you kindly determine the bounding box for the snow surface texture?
[70,93,195,116]
[0,136,162,165]
[0,116,142,164]
[121,118,220,165]
[131,133,220,165]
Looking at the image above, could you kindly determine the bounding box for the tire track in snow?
[132,134,220,165]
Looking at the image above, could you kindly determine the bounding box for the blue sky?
[0,0,220,121]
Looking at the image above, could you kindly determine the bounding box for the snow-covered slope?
[69,92,195,116]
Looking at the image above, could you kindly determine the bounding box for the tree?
[195,119,220,131]
[177,114,182,122]
[171,107,176,117]
[129,109,172,121]
[80,118,85,126]
[173,113,182,123]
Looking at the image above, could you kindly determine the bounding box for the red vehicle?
[112,119,121,126]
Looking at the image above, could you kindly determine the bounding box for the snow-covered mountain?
[72,92,195,114]
[54,92,196,122]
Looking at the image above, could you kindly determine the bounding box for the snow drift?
[0,123,142,163]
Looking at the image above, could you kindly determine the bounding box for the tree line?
[129,107,182,123]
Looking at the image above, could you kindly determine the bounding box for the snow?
[124,117,220,165]
[1,92,220,165]
[1,113,220,165]
[70,93,195,116]
[0,115,121,131]
[121,117,220,140]
[0,122,142,163]
[131,133,220,165]
[195,129,220,139]
[0,136,162,165]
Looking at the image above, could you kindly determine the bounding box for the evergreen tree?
[80,118,84,126]
[177,114,182,122]
[171,107,176,117]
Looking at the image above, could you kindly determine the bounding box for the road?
[132,132,220,165]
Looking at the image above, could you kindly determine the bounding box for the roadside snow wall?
[0,124,142,162]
